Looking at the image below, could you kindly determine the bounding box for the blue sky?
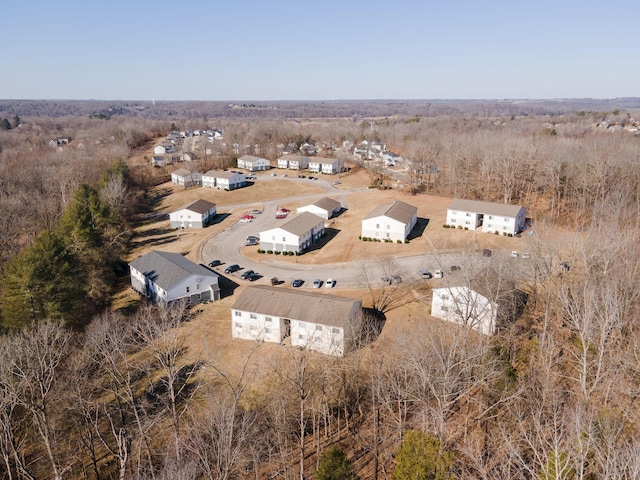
[3,0,638,101]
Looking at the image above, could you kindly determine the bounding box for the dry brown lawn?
[122,152,525,383]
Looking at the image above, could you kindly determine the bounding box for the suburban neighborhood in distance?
[2,98,640,479]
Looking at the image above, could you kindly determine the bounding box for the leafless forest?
[1,99,640,479]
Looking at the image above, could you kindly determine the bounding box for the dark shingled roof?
[448,199,524,217]
[310,197,341,212]
[232,285,361,328]
[176,199,216,214]
[363,201,417,224]
[129,251,218,290]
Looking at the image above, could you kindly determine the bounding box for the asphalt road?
[199,175,536,290]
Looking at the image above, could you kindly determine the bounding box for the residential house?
[202,170,246,190]
[431,271,525,335]
[171,168,202,187]
[231,285,362,356]
[237,154,271,172]
[308,157,343,175]
[277,154,311,170]
[169,199,216,228]
[446,199,526,235]
[151,155,168,167]
[259,212,325,253]
[296,197,341,221]
[129,250,220,305]
[361,201,418,242]
[181,152,197,162]
[382,151,402,166]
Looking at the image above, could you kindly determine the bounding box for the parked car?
[282,174,288,177]
[247,273,261,282]
[245,240,259,246]
[208,259,222,267]
[434,270,444,278]
[248,209,261,215]
[313,279,323,288]
[521,252,531,259]
[270,172,277,176]
[239,217,253,223]
[325,278,336,288]
[276,212,288,219]
[240,269,255,280]
[292,279,304,288]
[418,269,432,279]
[450,265,461,272]
[511,251,519,258]
[297,174,306,178]
[241,215,255,220]
[279,208,291,213]
[246,235,259,241]
[390,274,402,284]
[225,264,240,274]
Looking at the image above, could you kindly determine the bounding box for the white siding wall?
[361,216,409,242]
[431,287,496,335]
[296,205,330,220]
[231,309,284,343]
[291,320,344,356]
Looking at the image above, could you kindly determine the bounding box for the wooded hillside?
[1,101,639,479]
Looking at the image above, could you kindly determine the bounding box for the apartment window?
[466,212,471,217]
[299,321,305,328]
[376,231,379,237]
[450,218,456,223]
[234,311,241,317]
[235,322,242,328]
[250,324,257,331]
[265,316,272,322]
[441,295,449,300]
[283,237,286,241]
[451,210,457,215]
[265,328,271,334]
[376,224,380,228]
[386,224,390,229]
[315,325,323,331]
[488,215,493,220]
[441,306,449,312]
[272,236,275,240]
[465,221,470,225]
[250,313,257,319]
[504,217,509,222]
[332,327,340,334]
[298,334,305,340]
[386,232,390,238]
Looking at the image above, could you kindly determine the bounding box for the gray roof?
[177,199,216,214]
[129,251,218,290]
[172,168,192,177]
[238,155,267,163]
[203,170,244,179]
[448,199,524,217]
[311,197,341,212]
[280,212,325,236]
[364,201,417,224]
[232,286,361,328]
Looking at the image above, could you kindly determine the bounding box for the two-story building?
[361,201,418,242]
[169,199,217,229]
[296,197,341,221]
[130,250,220,305]
[277,154,311,170]
[202,170,246,190]
[446,199,526,235]
[259,212,325,253]
[308,157,343,175]
[237,155,271,172]
[231,286,362,356]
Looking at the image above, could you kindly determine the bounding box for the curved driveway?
[199,176,531,289]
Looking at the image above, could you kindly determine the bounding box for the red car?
[278,208,291,213]
[275,212,288,219]
[241,214,255,220]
